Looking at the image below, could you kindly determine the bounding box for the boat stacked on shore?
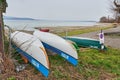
[64,36,107,50]
[11,30,78,77]
[11,30,106,77]
[11,31,50,77]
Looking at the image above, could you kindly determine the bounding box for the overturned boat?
[33,30,78,66]
[64,36,107,50]
[11,31,49,77]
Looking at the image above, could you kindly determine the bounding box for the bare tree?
[110,0,120,22]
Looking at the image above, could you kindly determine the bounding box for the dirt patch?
[0,55,46,80]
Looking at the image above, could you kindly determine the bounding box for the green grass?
[48,47,120,79]
[3,47,120,79]
[7,77,16,80]
[78,48,120,79]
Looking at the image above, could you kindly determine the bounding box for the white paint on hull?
[11,31,49,69]
[33,30,78,60]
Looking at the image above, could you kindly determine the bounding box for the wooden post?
[0,9,5,74]
[0,10,4,54]
[0,0,8,73]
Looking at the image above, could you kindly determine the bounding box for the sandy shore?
[35,23,111,33]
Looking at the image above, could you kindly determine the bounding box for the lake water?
[4,20,98,31]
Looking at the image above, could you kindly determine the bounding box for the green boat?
[64,36,107,50]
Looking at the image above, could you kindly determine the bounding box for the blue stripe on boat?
[42,42,78,66]
[12,44,49,77]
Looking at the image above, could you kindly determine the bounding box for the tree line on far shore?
[99,16,115,23]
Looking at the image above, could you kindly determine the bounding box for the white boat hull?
[33,30,78,66]
[11,31,49,77]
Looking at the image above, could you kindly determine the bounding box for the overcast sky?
[4,0,112,21]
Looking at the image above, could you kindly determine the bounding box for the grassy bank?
[57,24,113,36]
[48,47,120,80]
[2,23,120,80]
[5,47,120,80]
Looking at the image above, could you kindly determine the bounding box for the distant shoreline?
[4,20,98,30]
[4,16,97,22]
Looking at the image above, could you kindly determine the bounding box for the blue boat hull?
[12,44,49,77]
